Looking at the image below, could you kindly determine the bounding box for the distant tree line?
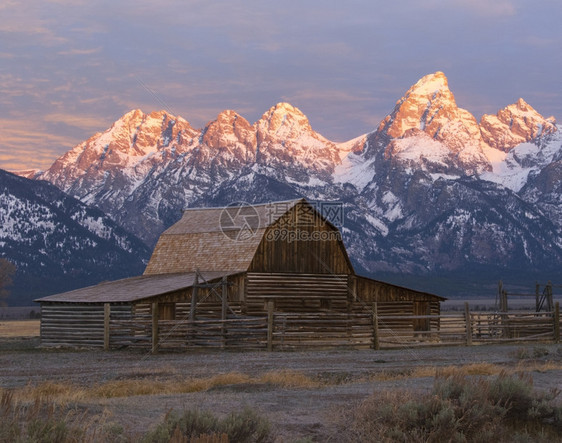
[0,258,16,307]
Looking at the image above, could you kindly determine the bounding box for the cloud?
[57,47,101,56]
[43,113,106,131]
[464,0,516,17]
[420,0,517,17]
[0,120,80,170]
[521,35,556,48]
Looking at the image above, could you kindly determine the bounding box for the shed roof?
[357,275,446,301]
[35,271,239,303]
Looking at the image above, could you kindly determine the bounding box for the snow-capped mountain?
[0,169,151,304]
[368,71,491,175]
[36,102,347,245]
[24,71,562,297]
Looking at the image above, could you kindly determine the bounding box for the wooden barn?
[36,198,444,350]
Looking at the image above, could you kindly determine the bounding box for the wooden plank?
[104,303,110,350]
[267,301,274,352]
[465,302,472,346]
[190,275,198,321]
[555,302,560,343]
[151,302,158,354]
[372,302,379,350]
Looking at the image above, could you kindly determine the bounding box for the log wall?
[245,273,349,315]
[40,303,131,347]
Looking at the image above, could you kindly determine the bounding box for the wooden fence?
[98,301,560,352]
[272,312,373,350]
[375,303,560,349]
[109,316,267,351]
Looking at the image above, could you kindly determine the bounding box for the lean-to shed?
[36,198,444,350]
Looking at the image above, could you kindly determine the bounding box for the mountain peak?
[202,109,256,151]
[407,71,450,97]
[256,102,312,137]
[270,102,303,114]
[516,97,530,110]
[377,71,459,140]
[371,72,490,174]
[480,99,557,152]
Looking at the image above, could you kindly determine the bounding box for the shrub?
[143,407,271,443]
[343,371,561,442]
[0,391,86,442]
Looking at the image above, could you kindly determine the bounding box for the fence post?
[464,302,472,346]
[104,303,110,351]
[221,276,228,349]
[554,302,560,343]
[372,302,380,350]
[151,302,159,354]
[267,301,274,352]
[190,275,198,321]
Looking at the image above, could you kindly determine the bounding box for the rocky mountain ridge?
[13,71,562,296]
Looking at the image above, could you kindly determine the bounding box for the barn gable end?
[248,200,353,274]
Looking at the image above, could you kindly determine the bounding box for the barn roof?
[165,198,303,235]
[34,271,238,303]
[357,275,446,301]
[143,198,309,275]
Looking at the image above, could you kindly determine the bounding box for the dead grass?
[259,370,320,389]
[368,361,562,381]
[5,370,320,403]
[0,320,40,337]
[5,360,561,405]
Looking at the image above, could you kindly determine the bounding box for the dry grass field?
[0,319,39,337]
[0,329,561,442]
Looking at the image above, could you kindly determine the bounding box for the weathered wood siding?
[40,303,131,348]
[248,206,352,275]
[132,274,246,319]
[245,273,349,315]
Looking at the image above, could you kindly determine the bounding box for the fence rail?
[94,302,561,352]
[375,307,559,349]
[109,316,268,351]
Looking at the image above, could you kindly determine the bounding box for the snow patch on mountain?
[388,132,451,170]
[333,150,376,191]
[480,126,562,191]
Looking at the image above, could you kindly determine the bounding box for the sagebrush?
[343,371,562,442]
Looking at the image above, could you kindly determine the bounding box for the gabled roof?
[165,198,304,235]
[144,199,309,275]
[35,271,238,303]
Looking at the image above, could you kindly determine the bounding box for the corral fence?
[101,301,561,352]
[376,306,560,349]
[109,316,267,351]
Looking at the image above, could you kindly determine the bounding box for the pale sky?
[1,0,561,170]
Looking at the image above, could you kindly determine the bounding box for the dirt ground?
[1,334,561,442]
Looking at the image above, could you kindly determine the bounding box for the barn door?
[413,301,429,331]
